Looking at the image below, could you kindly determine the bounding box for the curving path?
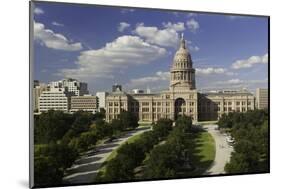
[203,124,233,175]
[63,126,150,184]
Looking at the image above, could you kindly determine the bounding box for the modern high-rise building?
[256,88,268,109]
[96,92,108,110]
[105,35,256,123]
[49,78,89,96]
[32,81,47,112]
[70,95,98,113]
[38,87,70,113]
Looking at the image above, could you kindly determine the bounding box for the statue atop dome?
[180,33,186,49]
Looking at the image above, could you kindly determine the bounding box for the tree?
[218,113,233,129]
[103,155,135,181]
[175,115,192,133]
[136,131,158,152]
[119,111,139,129]
[34,110,74,144]
[103,142,145,181]
[35,142,78,170]
[167,127,192,155]
[110,119,123,132]
[152,118,173,140]
[34,156,63,186]
[117,142,145,165]
[223,110,269,174]
[94,108,106,120]
[69,131,98,152]
[225,153,251,173]
[92,119,113,139]
[71,111,93,134]
[144,143,181,179]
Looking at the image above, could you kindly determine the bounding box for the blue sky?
[33,2,268,94]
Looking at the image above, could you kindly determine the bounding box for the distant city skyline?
[33,2,268,94]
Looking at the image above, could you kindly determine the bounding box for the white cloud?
[127,71,170,89]
[134,23,181,48]
[34,7,44,15]
[162,22,185,31]
[120,8,135,14]
[225,79,243,84]
[196,67,226,75]
[118,22,130,32]
[186,18,200,33]
[217,78,268,85]
[228,15,245,20]
[59,35,167,79]
[52,21,64,27]
[231,53,268,69]
[187,13,197,17]
[170,12,197,18]
[34,21,83,51]
[198,78,268,92]
[189,46,200,52]
[196,67,235,76]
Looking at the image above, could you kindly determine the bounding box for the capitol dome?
[170,33,196,90]
[173,34,192,69]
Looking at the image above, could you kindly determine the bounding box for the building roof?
[201,90,254,97]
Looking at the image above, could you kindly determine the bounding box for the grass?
[138,123,153,127]
[195,131,215,163]
[187,131,215,176]
[196,120,218,125]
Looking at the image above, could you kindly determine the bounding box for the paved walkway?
[63,127,150,184]
[203,124,233,175]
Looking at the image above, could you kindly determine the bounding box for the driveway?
[203,124,233,175]
[63,126,150,184]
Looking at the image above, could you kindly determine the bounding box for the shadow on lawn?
[184,128,214,177]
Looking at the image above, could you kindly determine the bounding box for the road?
[63,126,150,184]
[203,124,233,175]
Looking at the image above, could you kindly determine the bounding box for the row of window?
[200,106,253,112]
[40,108,67,111]
[223,101,252,106]
[108,102,125,106]
[39,102,67,104]
[71,105,97,108]
[39,105,67,107]
[201,101,252,106]
[108,108,121,113]
[40,94,66,96]
[40,98,67,100]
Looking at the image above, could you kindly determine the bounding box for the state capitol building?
[105,35,255,123]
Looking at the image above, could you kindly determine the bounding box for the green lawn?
[196,120,218,125]
[196,131,215,163]
[188,131,215,176]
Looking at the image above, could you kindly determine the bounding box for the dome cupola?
[170,33,196,90]
[173,33,193,69]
